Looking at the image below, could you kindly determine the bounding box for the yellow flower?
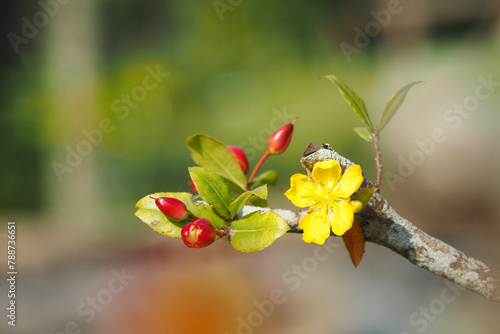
[284,160,364,245]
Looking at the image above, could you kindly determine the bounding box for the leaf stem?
[215,228,226,238]
[247,150,271,188]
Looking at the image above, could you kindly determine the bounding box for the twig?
[247,150,270,187]
[372,132,383,190]
[241,144,500,302]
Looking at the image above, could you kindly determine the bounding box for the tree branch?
[242,143,500,302]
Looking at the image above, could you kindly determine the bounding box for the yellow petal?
[300,210,330,245]
[284,173,317,208]
[311,160,341,190]
[334,164,363,198]
[330,202,354,236]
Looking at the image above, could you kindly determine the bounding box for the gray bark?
[242,143,500,302]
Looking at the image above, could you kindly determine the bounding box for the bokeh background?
[1,0,500,333]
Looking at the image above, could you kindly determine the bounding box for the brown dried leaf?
[342,217,365,267]
[302,141,321,157]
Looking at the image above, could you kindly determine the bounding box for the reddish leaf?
[342,217,365,267]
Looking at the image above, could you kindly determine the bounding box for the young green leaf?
[321,74,373,129]
[229,211,290,253]
[134,192,226,238]
[187,134,247,191]
[225,179,247,194]
[229,185,268,218]
[354,127,373,142]
[377,81,422,134]
[189,167,233,219]
[248,196,269,208]
[356,187,375,209]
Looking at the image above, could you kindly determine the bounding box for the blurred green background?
[1,0,500,333]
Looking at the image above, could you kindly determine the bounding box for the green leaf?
[250,170,278,188]
[230,211,290,253]
[134,192,226,238]
[356,187,375,209]
[187,134,247,191]
[377,81,422,134]
[354,127,373,142]
[225,179,246,194]
[249,196,268,208]
[189,167,233,219]
[321,74,373,129]
[229,185,268,218]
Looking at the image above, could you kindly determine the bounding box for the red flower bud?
[181,219,216,248]
[267,117,297,155]
[188,180,198,194]
[227,145,249,174]
[153,197,189,222]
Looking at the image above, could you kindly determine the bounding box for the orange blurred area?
[96,243,258,333]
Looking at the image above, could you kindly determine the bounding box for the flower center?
[315,181,349,206]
